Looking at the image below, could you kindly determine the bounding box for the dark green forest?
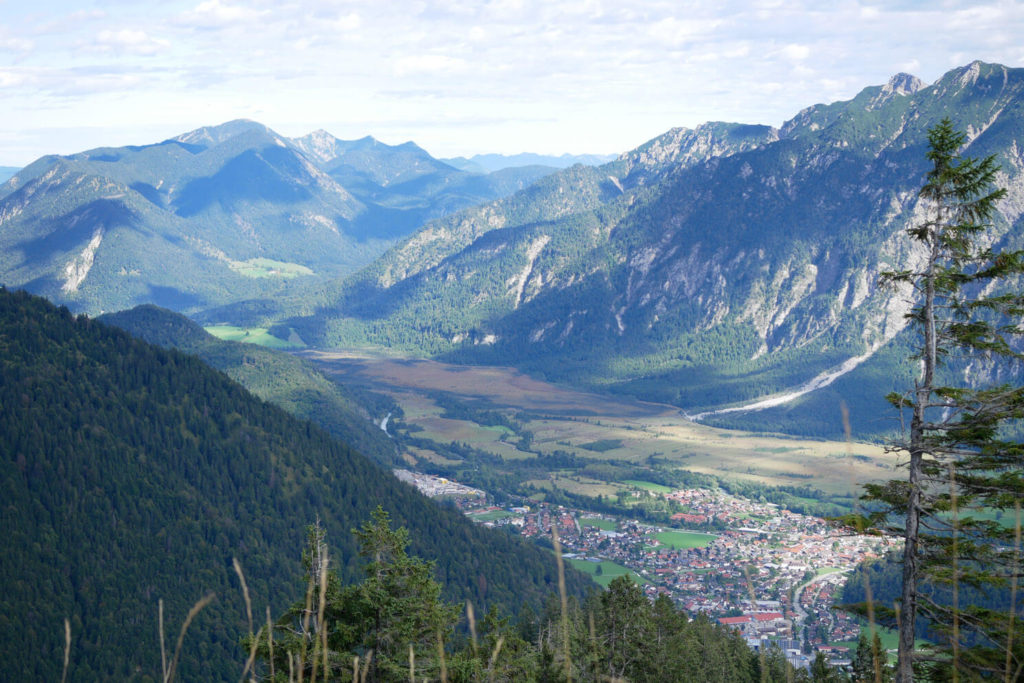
[0,288,589,680]
[99,304,403,467]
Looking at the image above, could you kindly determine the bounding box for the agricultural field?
[299,351,894,503]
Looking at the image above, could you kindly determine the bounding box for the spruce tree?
[860,118,1024,681]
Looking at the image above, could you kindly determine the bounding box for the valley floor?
[299,350,894,497]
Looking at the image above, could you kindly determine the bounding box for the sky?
[1,0,1024,167]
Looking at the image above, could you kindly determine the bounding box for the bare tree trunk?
[897,232,939,683]
[897,446,922,683]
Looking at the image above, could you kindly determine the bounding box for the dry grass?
[164,593,216,683]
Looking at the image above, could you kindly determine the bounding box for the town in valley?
[397,468,898,671]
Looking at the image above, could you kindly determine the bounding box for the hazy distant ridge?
[0,122,569,314]
[444,151,618,173]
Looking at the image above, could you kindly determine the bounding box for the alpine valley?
[5,60,1024,680]
[264,61,1024,439]
[4,63,1024,433]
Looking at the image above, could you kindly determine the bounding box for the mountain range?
[4,61,1024,441]
[258,61,1024,438]
[0,122,558,315]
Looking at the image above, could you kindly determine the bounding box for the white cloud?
[779,43,811,62]
[330,12,361,32]
[0,69,27,88]
[92,29,171,56]
[859,5,880,20]
[178,0,270,30]
[648,16,722,46]
[0,36,33,53]
[393,54,468,76]
[1,0,1024,165]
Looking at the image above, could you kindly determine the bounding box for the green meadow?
[205,325,303,349]
[651,529,717,549]
[567,559,649,588]
[228,258,314,279]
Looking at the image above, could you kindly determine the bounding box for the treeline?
[249,508,831,682]
[0,288,589,680]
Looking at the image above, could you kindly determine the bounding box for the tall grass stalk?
[61,617,70,683]
[234,557,260,683]
[588,610,597,681]
[159,599,167,682]
[310,551,330,683]
[321,624,328,683]
[267,605,275,680]
[240,625,265,683]
[743,565,768,683]
[551,525,572,682]
[233,557,254,635]
[360,649,373,683]
[298,570,316,683]
[487,635,504,683]
[466,600,478,657]
[165,592,216,683]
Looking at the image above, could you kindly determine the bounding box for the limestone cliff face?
[314,62,1024,413]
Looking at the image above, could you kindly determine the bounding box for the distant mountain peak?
[862,71,925,110]
[293,129,345,163]
[884,72,924,97]
[173,119,270,148]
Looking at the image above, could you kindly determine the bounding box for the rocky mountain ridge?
[286,62,1024,436]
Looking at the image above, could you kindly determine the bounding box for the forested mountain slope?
[100,304,402,466]
[281,62,1024,438]
[0,288,588,680]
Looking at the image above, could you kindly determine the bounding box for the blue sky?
[2,0,1023,166]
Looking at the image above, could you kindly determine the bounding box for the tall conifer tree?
[860,118,1024,681]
